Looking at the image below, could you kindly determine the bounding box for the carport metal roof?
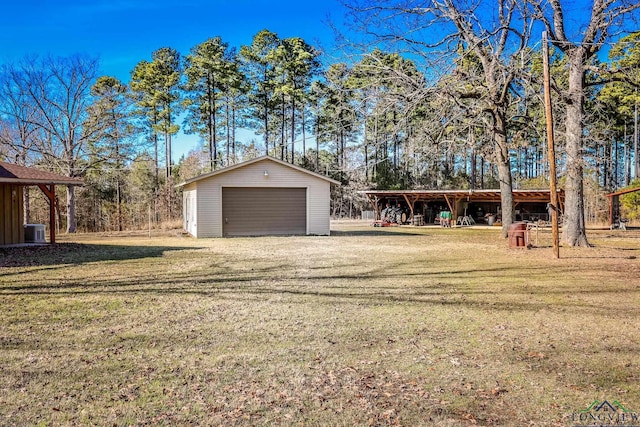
[360,189,565,219]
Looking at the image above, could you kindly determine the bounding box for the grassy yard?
[1,222,639,426]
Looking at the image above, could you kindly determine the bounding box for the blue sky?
[2,1,625,160]
[1,0,345,81]
[0,0,346,158]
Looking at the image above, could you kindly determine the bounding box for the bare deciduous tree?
[535,0,640,246]
[0,64,45,222]
[16,55,100,233]
[343,0,534,236]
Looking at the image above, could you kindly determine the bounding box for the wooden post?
[635,98,638,179]
[543,31,560,258]
[50,185,56,244]
[609,195,614,226]
[37,183,56,244]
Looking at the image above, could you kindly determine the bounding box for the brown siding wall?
[0,184,24,245]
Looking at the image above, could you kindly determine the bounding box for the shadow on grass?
[3,256,638,318]
[530,244,639,258]
[331,226,502,238]
[0,243,198,269]
[331,228,425,237]
[5,274,638,318]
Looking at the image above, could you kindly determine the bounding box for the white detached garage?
[177,156,339,237]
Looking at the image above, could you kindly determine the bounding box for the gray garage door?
[222,187,306,236]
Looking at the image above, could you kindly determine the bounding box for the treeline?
[1,4,640,237]
[0,30,325,232]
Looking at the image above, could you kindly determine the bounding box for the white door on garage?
[222,187,306,236]
[184,191,197,236]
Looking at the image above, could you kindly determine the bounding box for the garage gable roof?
[176,156,340,187]
[0,161,83,185]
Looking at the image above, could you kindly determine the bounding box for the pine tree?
[184,37,233,170]
[85,76,135,231]
[240,30,280,156]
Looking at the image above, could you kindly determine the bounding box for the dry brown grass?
[1,222,639,426]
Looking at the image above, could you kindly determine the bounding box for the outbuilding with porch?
[1,161,83,245]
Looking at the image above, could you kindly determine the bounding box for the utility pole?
[543,31,560,259]
[634,97,638,179]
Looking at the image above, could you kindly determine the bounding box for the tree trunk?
[66,184,76,233]
[635,102,639,179]
[281,93,286,160]
[153,124,159,187]
[612,135,620,189]
[315,120,319,170]
[470,146,476,190]
[208,75,215,170]
[625,124,631,185]
[364,144,369,183]
[373,117,378,178]
[561,53,589,247]
[493,110,514,238]
[23,189,30,225]
[264,94,269,157]
[301,106,306,159]
[166,131,172,179]
[291,96,296,164]
[117,181,122,232]
[226,97,231,166]
[232,104,237,163]
[212,86,218,169]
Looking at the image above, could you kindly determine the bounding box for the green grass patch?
[1,223,640,425]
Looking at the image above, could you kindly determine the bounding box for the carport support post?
[37,183,56,244]
[402,194,416,219]
[608,195,614,226]
[443,194,459,227]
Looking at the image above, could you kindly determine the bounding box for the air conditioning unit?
[24,224,46,243]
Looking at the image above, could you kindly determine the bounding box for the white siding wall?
[194,158,331,237]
